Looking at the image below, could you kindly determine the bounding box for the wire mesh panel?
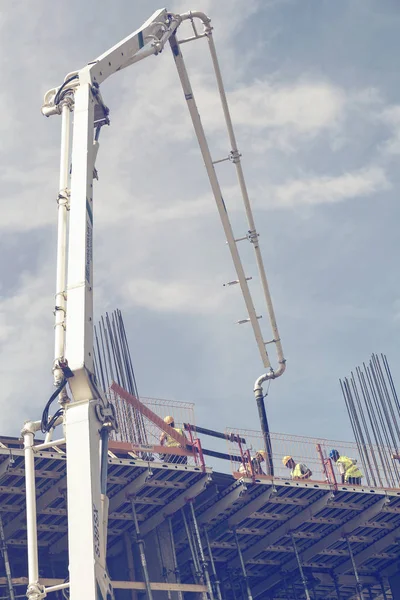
[226,428,400,489]
[109,388,198,466]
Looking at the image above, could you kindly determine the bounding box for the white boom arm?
[23,8,286,600]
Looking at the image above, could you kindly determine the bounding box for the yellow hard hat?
[164,415,174,425]
[256,450,267,461]
[282,455,292,466]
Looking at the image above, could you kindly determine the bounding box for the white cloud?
[264,166,390,209]
[125,278,225,314]
[0,270,54,431]
[380,105,400,155]
[230,80,345,133]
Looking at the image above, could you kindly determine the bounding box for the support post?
[233,529,253,600]
[379,577,388,600]
[346,537,365,600]
[189,502,214,600]
[228,569,238,600]
[168,518,183,600]
[131,500,153,600]
[23,422,45,600]
[332,572,341,600]
[290,533,311,600]
[204,528,222,600]
[123,533,137,600]
[0,514,15,600]
[181,509,201,580]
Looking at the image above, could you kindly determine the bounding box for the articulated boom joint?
[95,400,118,434]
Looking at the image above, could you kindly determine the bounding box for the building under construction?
[1,339,400,600]
[6,7,400,600]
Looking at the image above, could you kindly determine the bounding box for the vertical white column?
[53,102,72,393]
[65,82,96,402]
[23,424,45,600]
[66,401,111,599]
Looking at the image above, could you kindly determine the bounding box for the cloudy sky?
[1,0,399,449]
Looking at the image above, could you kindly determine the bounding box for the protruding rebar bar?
[340,354,400,489]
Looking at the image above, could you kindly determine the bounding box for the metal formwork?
[172,476,399,599]
[0,435,211,598]
[0,434,399,598]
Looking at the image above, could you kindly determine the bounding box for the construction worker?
[282,456,312,480]
[160,416,187,464]
[330,449,362,485]
[238,450,267,476]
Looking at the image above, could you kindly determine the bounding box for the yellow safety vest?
[337,456,362,480]
[165,427,184,448]
[291,463,310,479]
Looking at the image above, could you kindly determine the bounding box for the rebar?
[94,309,148,444]
[340,354,400,489]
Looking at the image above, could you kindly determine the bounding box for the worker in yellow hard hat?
[160,416,187,464]
[282,455,312,480]
[239,449,267,476]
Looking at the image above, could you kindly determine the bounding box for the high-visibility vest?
[291,463,311,479]
[337,456,362,480]
[165,427,185,448]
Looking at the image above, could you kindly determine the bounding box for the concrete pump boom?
[23,9,286,600]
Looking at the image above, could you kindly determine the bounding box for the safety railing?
[226,428,400,490]
[108,383,204,468]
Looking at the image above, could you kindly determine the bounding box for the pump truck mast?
[23,8,285,600]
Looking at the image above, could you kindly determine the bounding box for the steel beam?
[109,469,153,512]
[237,492,331,565]
[175,487,274,566]
[0,486,26,496]
[140,475,210,536]
[228,488,273,527]
[335,526,400,575]
[4,475,66,539]
[252,496,388,598]
[197,482,248,527]
[0,458,13,482]
[6,467,65,480]
[314,574,379,587]
[49,468,154,555]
